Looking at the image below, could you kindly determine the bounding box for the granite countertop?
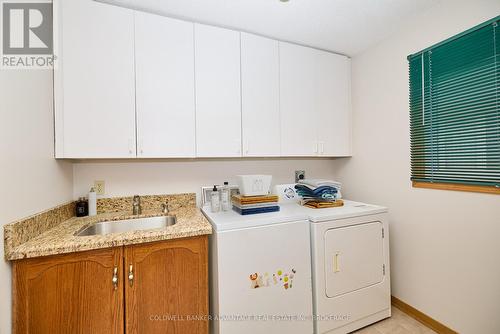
[5,194,212,261]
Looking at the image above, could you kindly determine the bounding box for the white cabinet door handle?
[137,140,142,156]
[128,139,135,155]
[319,141,325,154]
[244,139,249,155]
[313,141,318,154]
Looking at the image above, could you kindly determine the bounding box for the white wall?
[333,1,500,333]
[73,158,339,204]
[0,68,74,334]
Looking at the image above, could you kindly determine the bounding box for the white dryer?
[304,200,391,334]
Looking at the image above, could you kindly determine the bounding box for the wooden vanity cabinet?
[12,235,208,334]
[13,247,124,334]
[125,236,209,334]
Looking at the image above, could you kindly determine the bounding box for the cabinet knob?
[128,264,134,287]
[244,140,249,155]
[128,139,135,155]
[112,267,119,290]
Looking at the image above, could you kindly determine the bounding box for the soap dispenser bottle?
[76,197,88,217]
[210,185,221,213]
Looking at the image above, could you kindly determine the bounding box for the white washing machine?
[202,205,314,334]
[304,200,391,334]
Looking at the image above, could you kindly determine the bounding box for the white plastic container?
[88,187,97,216]
[220,181,231,211]
[236,175,272,196]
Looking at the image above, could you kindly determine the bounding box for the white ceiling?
[100,0,439,56]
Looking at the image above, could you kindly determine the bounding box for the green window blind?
[409,16,500,188]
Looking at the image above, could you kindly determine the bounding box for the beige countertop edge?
[5,208,212,261]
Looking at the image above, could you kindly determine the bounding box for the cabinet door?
[125,236,208,334]
[194,24,241,157]
[241,33,280,156]
[135,12,196,158]
[279,42,318,156]
[316,51,352,156]
[54,0,136,158]
[13,248,124,334]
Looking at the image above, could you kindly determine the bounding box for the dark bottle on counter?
[76,197,89,217]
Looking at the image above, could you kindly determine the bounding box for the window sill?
[412,181,500,195]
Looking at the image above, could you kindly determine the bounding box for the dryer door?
[325,221,384,298]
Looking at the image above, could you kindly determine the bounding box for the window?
[409,16,500,194]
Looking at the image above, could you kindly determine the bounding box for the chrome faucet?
[161,201,170,215]
[132,195,142,215]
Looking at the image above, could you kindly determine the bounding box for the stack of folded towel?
[232,194,280,215]
[295,179,343,209]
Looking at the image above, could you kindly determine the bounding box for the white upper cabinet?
[279,42,352,157]
[54,0,136,158]
[279,42,317,156]
[135,12,196,158]
[316,51,351,156]
[240,33,280,157]
[54,4,351,159]
[194,24,242,157]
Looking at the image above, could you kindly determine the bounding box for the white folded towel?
[298,178,342,190]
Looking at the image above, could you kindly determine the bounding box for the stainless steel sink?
[75,215,177,236]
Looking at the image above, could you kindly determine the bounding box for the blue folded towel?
[232,205,280,215]
[295,184,339,201]
[295,185,337,196]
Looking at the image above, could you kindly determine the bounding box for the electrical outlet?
[295,170,305,183]
[94,180,105,195]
